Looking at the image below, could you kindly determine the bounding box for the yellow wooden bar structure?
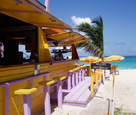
[0,0,89,114]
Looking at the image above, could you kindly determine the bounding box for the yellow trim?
[38,80,55,86]
[96,69,99,88]
[91,72,94,97]
[38,27,51,62]
[53,76,67,80]
[69,69,75,72]
[11,96,21,115]
[14,88,37,95]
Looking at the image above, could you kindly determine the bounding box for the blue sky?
[39,0,136,56]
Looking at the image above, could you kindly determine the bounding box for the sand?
[96,69,136,113]
[39,69,136,115]
[114,69,136,113]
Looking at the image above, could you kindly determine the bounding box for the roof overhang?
[0,0,73,30]
[47,31,88,47]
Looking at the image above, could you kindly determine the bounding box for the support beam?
[45,0,50,12]
[79,69,81,82]
[72,72,75,88]
[44,85,51,115]
[57,80,63,109]
[23,95,31,115]
[29,80,32,114]
[91,72,94,97]
[75,70,78,85]
[5,83,9,115]
[72,44,79,59]
[68,72,71,91]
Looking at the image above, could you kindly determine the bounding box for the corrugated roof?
[0,0,73,29]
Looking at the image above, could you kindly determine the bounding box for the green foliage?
[76,16,104,60]
[114,107,136,115]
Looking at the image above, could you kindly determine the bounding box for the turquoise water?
[78,56,136,69]
[110,56,136,69]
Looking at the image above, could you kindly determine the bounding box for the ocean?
[78,56,136,69]
[110,56,136,69]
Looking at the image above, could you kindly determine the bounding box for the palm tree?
[76,16,104,61]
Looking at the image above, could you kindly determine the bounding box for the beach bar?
[0,0,91,115]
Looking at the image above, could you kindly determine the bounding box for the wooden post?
[44,85,51,115]
[57,80,63,109]
[29,80,32,114]
[72,71,75,88]
[23,95,31,115]
[82,68,85,80]
[96,69,99,88]
[5,83,9,115]
[45,0,49,12]
[113,73,115,96]
[79,69,82,82]
[91,72,94,97]
[38,80,55,115]
[89,61,92,76]
[75,70,78,85]
[72,44,79,59]
[68,72,71,91]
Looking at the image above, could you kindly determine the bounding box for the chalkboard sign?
[91,63,111,70]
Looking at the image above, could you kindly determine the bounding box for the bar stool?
[53,76,67,109]
[14,88,37,115]
[39,80,55,115]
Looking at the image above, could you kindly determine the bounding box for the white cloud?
[71,16,92,26]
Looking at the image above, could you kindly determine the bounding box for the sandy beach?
[114,69,136,113]
[49,69,136,115]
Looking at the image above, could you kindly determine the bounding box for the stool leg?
[79,69,81,82]
[72,72,75,88]
[75,70,78,85]
[57,80,63,109]
[44,85,51,115]
[82,68,85,80]
[68,72,71,91]
[23,95,31,115]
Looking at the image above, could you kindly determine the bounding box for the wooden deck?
[63,77,91,107]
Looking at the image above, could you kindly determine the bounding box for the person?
[0,42,4,64]
[58,50,63,60]
[30,50,38,63]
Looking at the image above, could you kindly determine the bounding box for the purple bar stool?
[39,80,55,115]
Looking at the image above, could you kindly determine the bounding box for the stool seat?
[14,88,37,95]
[69,69,75,72]
[39,80,55,86]
[53,76,67,81]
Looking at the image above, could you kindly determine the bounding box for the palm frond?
[76,16,104,60]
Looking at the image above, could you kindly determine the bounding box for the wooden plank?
[0,88,4,101]
[0,67,34,77]
[0,65,34,71]
[68,81,90,102]
[64,78,90,101]
[48,63,74,71]
[0,72,34,83]
[77,89,91,103]
[0,101,4,115]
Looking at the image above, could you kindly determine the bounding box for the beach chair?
[114,66,119,75]
[110,65,119,75]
